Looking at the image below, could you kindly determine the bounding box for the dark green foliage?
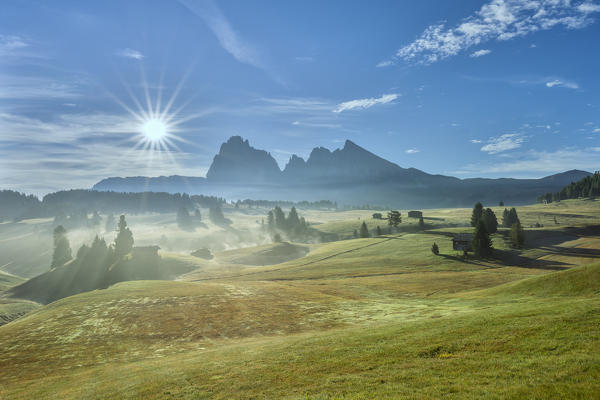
[482,208,498,234]
[51,225,72,269]
[372,213,383,220]
[267,211,275,231]
[191,248,213,260]
[273,233,282,243]
[387,210,401,228]
[510,221,525,248]
[376,226,382,236]
[359,221,369,238]
[470,202,483,227]
[472,220,493,258]
[353,229,358,238]
[105,213,115,232]
[499,201,504,206]
[209,204,232,226]
[537,171,600,203]
[266,206,310,240]
[502,207,520,228]
[431,242,439,255]
[114,215,134,258]
[177,205,194,231]
[273,206,286,230]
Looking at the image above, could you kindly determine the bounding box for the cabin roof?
[452,233,473,242]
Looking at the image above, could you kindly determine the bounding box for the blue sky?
[1,0,600,194]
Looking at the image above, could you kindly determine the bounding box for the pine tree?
[194,209,202,222]
[419,216,425,230]
[431,242,439,255]
[387,210,401,228]
[105,213,116,232]
[273,206,286,230]
[472,219,493,257]
[471,202,483,227]
[287,207,300,228]
[91,211,102,226]
[376,226,382,236]
[177,205,193,230]
[482,208,498,234]
[114,215,134,258]
[267,211,275,231]
[51,225,72,269]
[353,229,358,238]
[359,221,370,238]
[510,221,525,248]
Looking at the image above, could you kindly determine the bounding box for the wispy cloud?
[405,148,420,154]
[470,49,492,58]
[470,139,483,143]
[0,74,82,100]
[0,35,28,56]
[545,79,579,89]
[333,94,399,113]
[116,48,144,60]
[481,133,524,154]
[454,147,600,177]
[291,120,342,129]
[386,0,600,65]
[179,0,262,69]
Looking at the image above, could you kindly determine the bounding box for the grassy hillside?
[1,200,599,398]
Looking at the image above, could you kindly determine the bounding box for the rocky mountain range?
[93,136,591,208]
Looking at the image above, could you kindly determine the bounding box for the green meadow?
[1,199,599,399]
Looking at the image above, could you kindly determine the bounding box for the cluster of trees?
[470,202,498,233]
[537,171,600,203]
[501,208,520,228]
[176,205,203,231]
[53,210,104,230]
[266,206,310,240]
[50,215,136,271]
[0,189,226,220]
[209,204,232,227]
[234,199,337,210]
[469,203,525,256]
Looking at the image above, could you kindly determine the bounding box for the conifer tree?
[472,219,493,257]
[387,210,401,228]
[376,226,382,236]
[510,221,525,248]
[359,221,370,238]
[482,208,498,234]
[114,215,134,258]
[105,213,116,232]
[431,242,439,255]
[471,202,483,227]
[51,225,72,269]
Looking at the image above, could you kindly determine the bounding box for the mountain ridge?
[92,136,592,207]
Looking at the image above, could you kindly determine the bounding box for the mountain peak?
[206,136,281,183]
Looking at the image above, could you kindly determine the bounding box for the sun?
[140,118,168,141]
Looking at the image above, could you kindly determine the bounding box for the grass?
[1,199,600,398]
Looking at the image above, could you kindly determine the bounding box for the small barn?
[452,234,473,253]
[408,210,423,218]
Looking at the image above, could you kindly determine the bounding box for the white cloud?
[593,128,600,133]
[545,79,579,89]
[291,120,342,129]
[333,94,399,113]
[0,74,82,100]
[470,49,492,58]
[376,60,393,68]
[391,0,600,64]
[470,139,483,143]
[116,48,144,60]
[405,149,420,154]
[481,133,524,154]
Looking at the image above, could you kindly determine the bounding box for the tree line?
[537,171,600,203]
[234,199,337,210]
[0,189,226,220]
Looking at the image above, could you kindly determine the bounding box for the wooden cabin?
[408,210,423,218]
[452,234,473,253]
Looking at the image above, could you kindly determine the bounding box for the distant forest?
[0,190,344,221]
[0,190,225,220]
[537,171,600,203]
